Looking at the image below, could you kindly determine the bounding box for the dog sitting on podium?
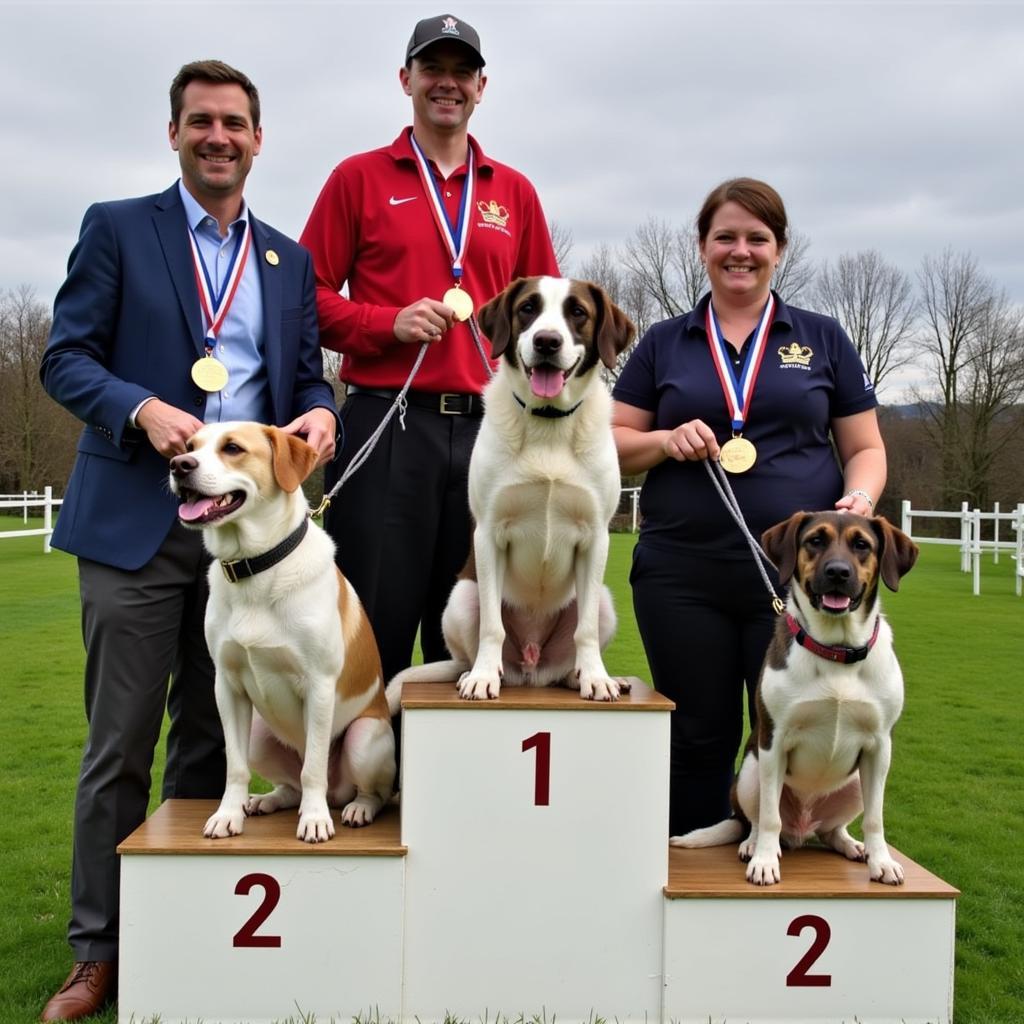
[385,275,636,709]
[672,510,918,885]
[169,422,395,843]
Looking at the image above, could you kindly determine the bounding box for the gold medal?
[191,355,229,393]
[720,435,757,474]
[443,285,474,322]
[265,249,279,266]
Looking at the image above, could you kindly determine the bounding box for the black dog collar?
[786,612,880,664]
[512,392,583,419]
[220,516,309,583]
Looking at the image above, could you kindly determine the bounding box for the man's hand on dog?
[137,399,204,457]
[282,406,336,465]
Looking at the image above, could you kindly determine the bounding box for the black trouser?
[630,541,778,836]
[324,392,482,766]
[71,524,225,960]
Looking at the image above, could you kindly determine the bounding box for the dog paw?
[578,673,622,701]
[737,836,756,862]
[296,805,335,843]
[341,795,383,827]
[838,836,867,862]
[746,849,782,885]
[203,806,246,839]
[869,854,905,885]
[457,673,501,700]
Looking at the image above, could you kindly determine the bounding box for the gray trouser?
[69,523,225,960]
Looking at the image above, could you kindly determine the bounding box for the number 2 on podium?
[522,731,551,806]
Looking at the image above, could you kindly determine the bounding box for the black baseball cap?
[406,14,485,67]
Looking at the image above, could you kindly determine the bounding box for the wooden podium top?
[666,844,959,899]
[401,677,674,711]
[118,799,405,857]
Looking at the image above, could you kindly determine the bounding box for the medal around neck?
[719,435,757,474]
[191,355,229,393]
[443,285,474,322]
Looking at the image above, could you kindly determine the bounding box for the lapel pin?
[265,249,279,266]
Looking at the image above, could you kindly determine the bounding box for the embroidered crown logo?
[778,342,813,366]
[441,16,459,35]
[477,199,510,227]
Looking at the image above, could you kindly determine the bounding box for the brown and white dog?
[671,510,918,885]
[169,422,395,842]
[385,276,636,708]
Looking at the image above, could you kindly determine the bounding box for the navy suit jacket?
[42,182,337,570]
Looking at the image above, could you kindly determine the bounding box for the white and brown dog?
[386,276,636,708]
[671,510,918,885]
[169,422,395,843]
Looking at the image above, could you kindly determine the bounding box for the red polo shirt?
[300,128,560,394]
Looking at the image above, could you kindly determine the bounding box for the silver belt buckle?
[440,393,463,415]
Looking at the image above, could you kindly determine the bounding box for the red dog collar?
[786,613,880,664]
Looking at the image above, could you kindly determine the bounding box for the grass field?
[1,519,1022,1024]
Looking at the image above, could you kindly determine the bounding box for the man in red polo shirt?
[301,14,559,729]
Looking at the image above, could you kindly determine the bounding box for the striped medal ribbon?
[705,293,775,473]
[187,220,251,392]
[408,133,476,321]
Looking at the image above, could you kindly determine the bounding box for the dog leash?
[702,459,786,615]
[311,319,496,519]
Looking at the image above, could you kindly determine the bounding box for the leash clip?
[310,496,330,519]
[771,596,785,616]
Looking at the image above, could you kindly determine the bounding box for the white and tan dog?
[169,422,395,843]
[672,510,918,885]
[386,276,635,708]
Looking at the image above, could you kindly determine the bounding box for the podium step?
[399,679,672,1024]
[118,800,405,1024]
[663,843,959,1024]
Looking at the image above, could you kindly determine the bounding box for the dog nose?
[169,453,198,479]
[532,331,563,357]
[824,559,852,583]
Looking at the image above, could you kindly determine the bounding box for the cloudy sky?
[2,0,1021,397]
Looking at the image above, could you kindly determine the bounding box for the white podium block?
[399,680,673,1024]
[117,799,406,1024]
[664,844,959,1024]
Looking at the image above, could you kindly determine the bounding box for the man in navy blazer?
[39,60,338,1021]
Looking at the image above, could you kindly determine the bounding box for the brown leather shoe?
[40,961,116,1021]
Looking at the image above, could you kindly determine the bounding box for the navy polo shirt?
[613,292,877,557]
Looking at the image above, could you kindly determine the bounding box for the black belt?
[346,384,484,416]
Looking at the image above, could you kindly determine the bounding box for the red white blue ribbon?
[187,220,251,348]
[409,133,475,279]
[705,294,775,432]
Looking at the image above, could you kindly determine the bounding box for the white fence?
[0,488,62,552]
[900,499,1024,597]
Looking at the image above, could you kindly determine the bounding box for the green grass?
[1,521,1022,1023]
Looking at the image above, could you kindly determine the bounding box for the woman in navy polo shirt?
[612,178,885,837]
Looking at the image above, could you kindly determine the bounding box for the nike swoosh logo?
[389,196,417,206]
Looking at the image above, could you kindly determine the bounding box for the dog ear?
[478,277,529,358]
[761,511,812,586]
[265,427,318,493]
[871,516,919,591]
[586,281,637,369]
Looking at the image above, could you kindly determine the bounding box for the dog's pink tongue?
[821,593,851,612]
[530,366,564,399]
[178,496,218,522]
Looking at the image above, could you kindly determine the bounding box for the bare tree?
[548,219,574,274]
[622,218,689,319]
[915,249,1024,506]
[772,229,814,305]
[0,286,78,492]
[577,243,655,386]
[811,249,916,390]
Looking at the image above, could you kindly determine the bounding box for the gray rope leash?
[312,317,495,518]
[311,342,430,517]
[702,458,785,615]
